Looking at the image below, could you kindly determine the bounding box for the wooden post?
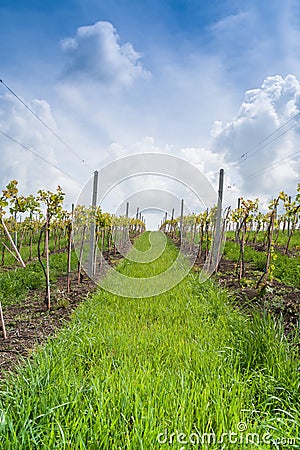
[287,195,291,235]
[45,211,51,310]
[1,218,26,268]
[14,211,17,248]
[77,225,86,284]
[162,211,166,232]
[67,221,72,293]
[0,298,7,339]
[235,197,241,242]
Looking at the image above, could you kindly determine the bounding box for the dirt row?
[0,273,97,378]
[214,257,300,337]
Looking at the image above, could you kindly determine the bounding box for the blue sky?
[0,0,300,217]
[2,0,298,88]
[1,0,235,92]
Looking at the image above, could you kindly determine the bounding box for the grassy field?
[0,232,299,449]
[223,240,300,287]
[0,235,69,268]
[0,251,78,309]
[226,230,300,250]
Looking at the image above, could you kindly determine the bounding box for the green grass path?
[0,232,299,449]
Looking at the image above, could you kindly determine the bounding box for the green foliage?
[0,251,78,308]
[0,235,299,448]
[37,186,65,218]
[272,252,300,287]
[224,240,300,287]
[0,267,43,304]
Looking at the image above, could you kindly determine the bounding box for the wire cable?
[245,149,300,180]
[0,78,86,165]
[215,111,300,178]
[0,128,78,182]
[240,111,300,160]
[241,120,300,161]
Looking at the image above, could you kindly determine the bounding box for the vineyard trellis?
[0,177,299,340]
[0,179,145,339]
[160,182,300,290]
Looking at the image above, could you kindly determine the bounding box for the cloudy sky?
[1,0,300,222]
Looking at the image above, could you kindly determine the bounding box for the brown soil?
[0,249,124,379]
[245,241,299,258]
[194,252,300,337]
[0,272,97,378]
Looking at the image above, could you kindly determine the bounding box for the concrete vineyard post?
[88,171,98,277]
[212,168,224,272]
[180,199,184,239]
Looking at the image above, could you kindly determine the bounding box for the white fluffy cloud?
[2,73,300,215]
[211,74,300,198]
[60,21,150,87]
[2,9,300,220]
[0,93,81,205]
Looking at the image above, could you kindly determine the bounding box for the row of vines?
[1,177,299,340]
[0,180,145,339]
[160,183,300,291]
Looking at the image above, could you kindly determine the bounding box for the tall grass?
[224,240,300,287]
[0,232,299,449]
[0,252,78,308]
[226,230,300,249]
[0,236,69,268]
